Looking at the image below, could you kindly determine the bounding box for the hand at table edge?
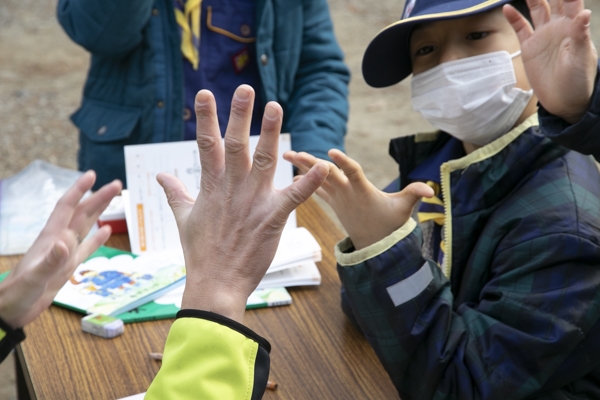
[0,171,121,329]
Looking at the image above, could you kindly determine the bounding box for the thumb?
[399,182,435,209]
[157,173,196,222]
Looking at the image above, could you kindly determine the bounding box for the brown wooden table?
[3,198,399,399]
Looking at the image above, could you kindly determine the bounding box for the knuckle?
[230,100,248,119]
[195,107,212,122]
[285,186,306,207]
[344,166,360,180]
[252,149,276,172]
[164,186,185,207]
[196,135,218,152]
[224,136,246,155]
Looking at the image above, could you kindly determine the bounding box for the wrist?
[349,218,411,251]
[0,281,21,330]
[561,108,589,126]
[181,281,247,323]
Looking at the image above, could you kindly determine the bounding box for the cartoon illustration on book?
[54,248,186,316]
[70,270,153,298]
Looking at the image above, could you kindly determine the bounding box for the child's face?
[409,8,530,92]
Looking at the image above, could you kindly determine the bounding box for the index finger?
[41,171,96,235]
[195,90,225,188]
[526,0,551,28]
[68,179,122,236]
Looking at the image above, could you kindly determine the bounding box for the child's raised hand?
[504,0,597,124]
[284,149,434,250]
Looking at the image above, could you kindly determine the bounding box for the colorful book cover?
[53,246,186,317]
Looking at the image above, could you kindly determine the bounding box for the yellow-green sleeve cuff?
[146,310,270,400]
[335,218,418,267]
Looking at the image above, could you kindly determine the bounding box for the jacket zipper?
[440,162,452,279]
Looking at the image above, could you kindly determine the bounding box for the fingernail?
[236,86,250,100]
[315,162,329,177]
[195,90,211,107]
[265,104,278,120]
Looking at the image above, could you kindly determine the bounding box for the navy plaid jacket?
[336,115,600,399]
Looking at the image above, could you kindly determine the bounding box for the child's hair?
[510,0,533,24]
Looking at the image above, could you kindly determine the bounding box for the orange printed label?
[136,204,146,252]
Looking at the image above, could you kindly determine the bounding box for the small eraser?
[81,314,124,339]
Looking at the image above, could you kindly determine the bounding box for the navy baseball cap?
[362,0,513,88]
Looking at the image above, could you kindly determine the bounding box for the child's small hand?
[504,0,597,124]
[284,149,434,250]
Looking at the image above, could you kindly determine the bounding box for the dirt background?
[1,0,600,398]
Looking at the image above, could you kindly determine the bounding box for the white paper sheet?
[124,134,295,255]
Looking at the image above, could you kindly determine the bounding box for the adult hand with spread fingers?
[157,85,329,323]
[0,171,121,329]
[504,0,598,124]
[284,149,434,250]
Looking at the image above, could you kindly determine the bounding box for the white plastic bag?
[0,160,88,255]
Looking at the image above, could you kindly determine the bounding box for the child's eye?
[415,45,436,56]
[466,31,489,40]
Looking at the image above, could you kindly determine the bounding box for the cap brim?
[362,0,513,88]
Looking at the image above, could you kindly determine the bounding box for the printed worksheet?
[124,134,295,254]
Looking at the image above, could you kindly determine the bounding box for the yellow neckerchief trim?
[439,113,539,279]
[419,181,444,225]
[207,6,256,43]
[375,0,507,37]
[175,0,201,70]
[0,328,5,341]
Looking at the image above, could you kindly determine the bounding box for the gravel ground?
[1,1,600,398]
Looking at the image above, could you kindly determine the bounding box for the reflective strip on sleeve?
[386,262,433,306]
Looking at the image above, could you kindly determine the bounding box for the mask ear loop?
[508,50,533,95]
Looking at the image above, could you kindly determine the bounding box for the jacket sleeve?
[538,61,600,161]
[56,0,154,58]
[283,0,350,161]
[146,310,271,400]
[0,317,25,362]
[337,218,600,400]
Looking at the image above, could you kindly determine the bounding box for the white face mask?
[411,50,533,146]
